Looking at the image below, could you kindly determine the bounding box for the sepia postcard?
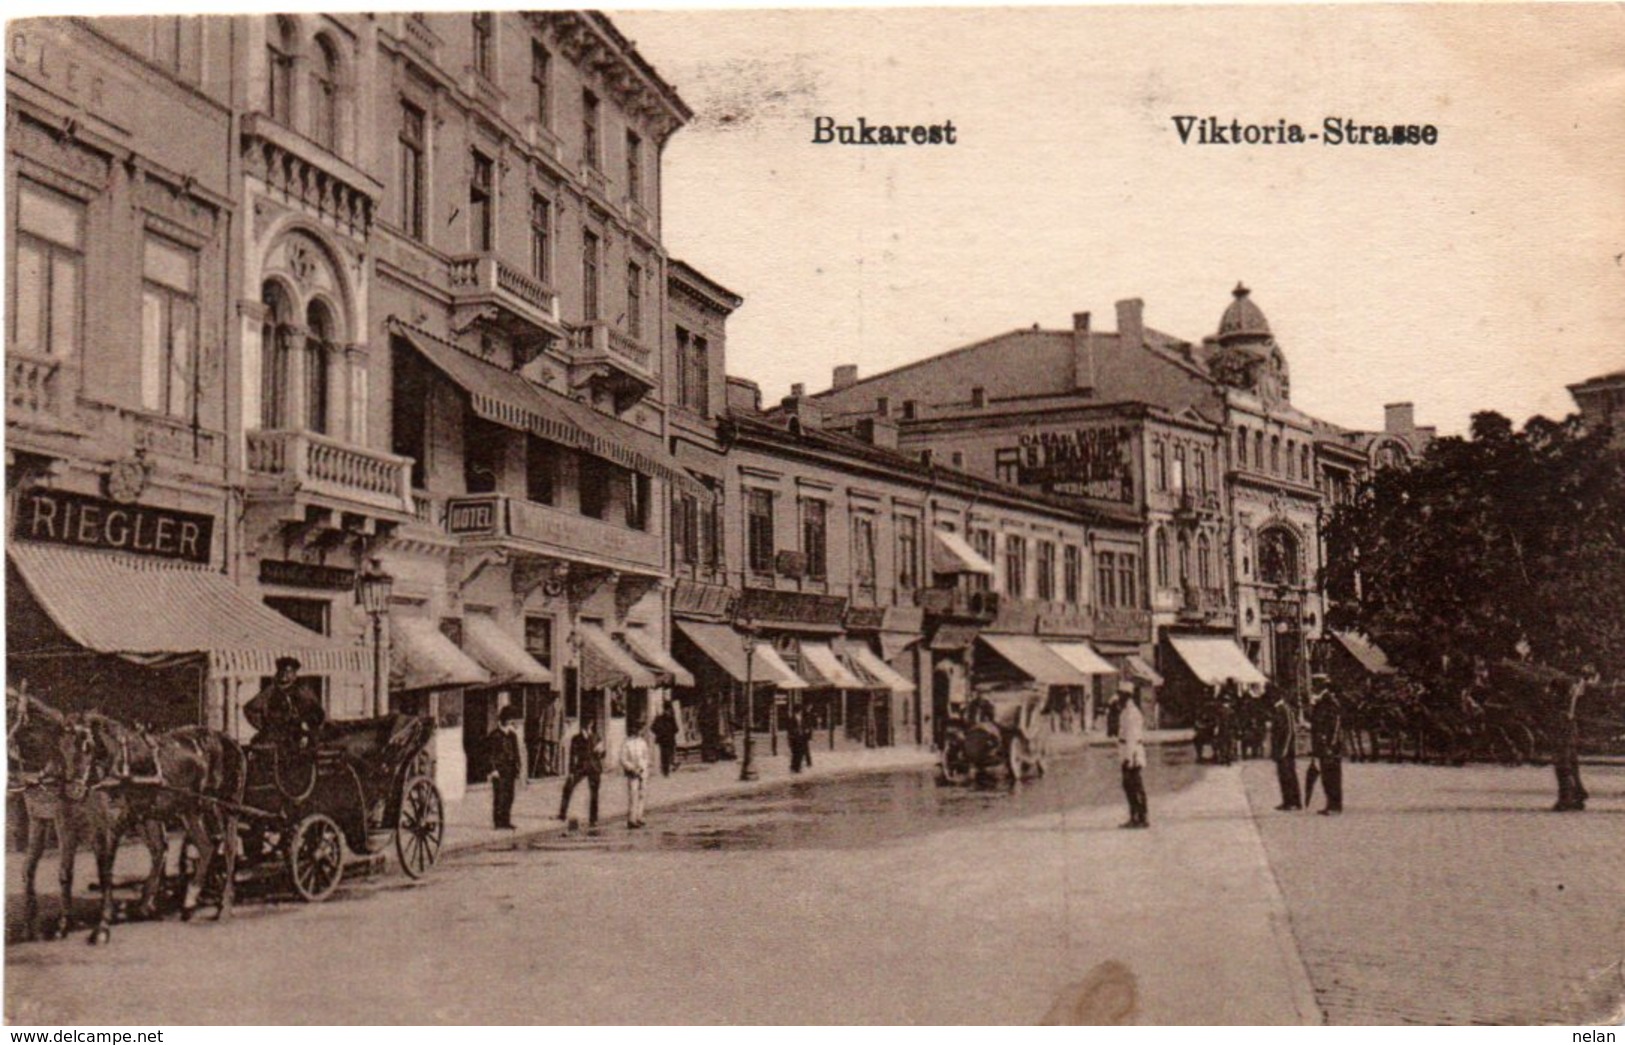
[4,2,1623,1029]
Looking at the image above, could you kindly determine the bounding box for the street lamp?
[738,624,759,782]
[357,557,395,717]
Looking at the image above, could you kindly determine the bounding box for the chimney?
[1384,402,1415,435]
[790,382,805,398]
[832,364,858,391]
[1115,298,1144,351]
[779,385,823,431]
[1072,311,1094,390]
[855,416,899,450]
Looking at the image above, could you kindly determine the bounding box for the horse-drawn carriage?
[938,687,1050,784]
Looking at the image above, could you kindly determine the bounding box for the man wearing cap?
[485,705,523,830]
[1308,676,1344,814]
[1267,682,1302,810]
[558,717,605,829]
[244,657,326,751]
[1116,682,1149,829]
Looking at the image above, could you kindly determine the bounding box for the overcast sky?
[614,4,1625,435]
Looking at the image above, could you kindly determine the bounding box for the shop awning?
[799,642,865,688]
[1125,655,1165,686]
[878,632,920,662]
[1332,631,1395,675]
[673,620,752,683]
[391,319,705,497]
[7,543,368,678]
[1167,636,1267,687]
[929,624,980,651]
[977,634,1094,687]
[578,624,659,689]
[931,530,995,575]
[391,615,490,691]
[846,644,916,694]
[752,643,809,689]
[462,614,552,686]
[622,628,696,688]
[1043,641,1119,677]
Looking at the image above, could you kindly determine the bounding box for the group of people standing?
[1267,679,1344,815]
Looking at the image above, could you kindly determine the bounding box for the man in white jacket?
[620,722,652,829]
[1116,682,1149,829]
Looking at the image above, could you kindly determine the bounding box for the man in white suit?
[1116,682,1149,829]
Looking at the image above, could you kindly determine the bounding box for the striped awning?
[845,644,917,694]
[462,614,552,686]
[621,627,696,688]
[391,615,490,691]
[1168,636,1267,687]
[1043,641,1119,677]
[578,624,659,689]
[977,634,1095,687]
[390,320,705,497]
[799,641,865,688]
[752,643,809,690]
[7,543,367,679]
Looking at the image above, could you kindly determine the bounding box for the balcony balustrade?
[443,493,661,572]
[915,586,1000,622]
[246,429,413,515]
[8,352,62,425]
[448,252,562,338]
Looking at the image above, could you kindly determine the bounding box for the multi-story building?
[1569,369,1625,448]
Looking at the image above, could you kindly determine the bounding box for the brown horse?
[58,712,246,945]
[7,686,88,941]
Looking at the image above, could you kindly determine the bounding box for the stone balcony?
[245,428,414,518]
[443,493,661,574]
[915,586,1000,623]
[1092,605,1153,644]
[448,252,565,347]
[566,321,655,409]
[8,351,66,428]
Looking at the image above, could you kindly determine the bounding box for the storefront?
[460,612,553,785]
[1160,633,1268,727]
[390,614,490,803]
[1041,640,1119,729]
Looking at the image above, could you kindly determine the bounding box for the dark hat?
[498,704,523,724]
[275,656,302,672]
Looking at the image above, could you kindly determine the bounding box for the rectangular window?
[625,471,650,531]
[525,435,556,504]
[530,41,550,126]
[471,12,493,79]
[12,180,85,361]
[626,261,642,340]
[140,234,198,420]
[968,527,994,592]
[802,499,828,580]
[746,489,775,574]
[582,90,600,168]
[1096,552,1116,607]
[673,492,699,566]
[464,413,505,495]
[625,129,642,202]
[582,230,600,320]
[399,103,426,240]
[529,193,551,284]
[391,338,430,489]
[686,334,710,414]
[268,37,292,123]
[1004,534,1027,598]
[701,497,722,570]
[1063,545,1081,605]
[675,328,692,410]
[852,515,877,591]
[897,515,920,591]
[524,616,554,672]
[1036,540,1056,601]
[1118,554,1138,609]
[578,456,612,521]
[470,151,494,252]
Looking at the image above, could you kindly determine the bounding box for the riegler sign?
[1000,425,1135,502]
[15,488,214,564]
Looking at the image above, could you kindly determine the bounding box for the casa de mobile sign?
[1006,425,1135,502]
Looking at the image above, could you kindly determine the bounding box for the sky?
[613,4,1625,435]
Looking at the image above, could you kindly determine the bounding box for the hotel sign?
[999,424,1135,502]
[15,488,213,564]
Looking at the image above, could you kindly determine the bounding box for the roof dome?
[1217,282,1272,344]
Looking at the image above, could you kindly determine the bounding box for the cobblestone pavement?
[1241,759,1625,1025]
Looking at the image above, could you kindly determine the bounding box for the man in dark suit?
[1267,683,1302,810]
[787,704,813,774]
[557,718,605,828]
[244,658,326,751]
[1309,679,1344,815]
[1550,667,1593,812]
[650,704,680,777]
[485,705,522,829]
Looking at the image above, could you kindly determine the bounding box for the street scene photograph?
[4,3,1624,1028]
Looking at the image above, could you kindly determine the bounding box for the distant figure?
[485,705,522,830]
[557,719,605,829]
[650,704,680,777]
[1267,683,1302,811]
[1309,679,1344,815]
[620,722,651,829]
[1215,678,1239,765]
[787,705,814,774]
[1116,683,1149,829]
[1550,667,1592,812]
[244,657,326,752]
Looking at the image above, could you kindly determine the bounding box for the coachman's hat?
[275,657,302,673]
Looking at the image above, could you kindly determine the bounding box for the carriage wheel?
[939,740,970,785]
[288,814,345,903]
[395,775,444,879]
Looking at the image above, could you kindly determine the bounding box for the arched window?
[1172,443,1186,493]
[1154,527,1170,589]
[1270,435,1281,474]
[1285,439,1297,479]
[1177,533,1191,585]
[1253,430,1263,471]
[1153,440,1167,491]
[305,299,336,434]
[1301,445,1312,481]
[260,281,293,428]
[1257,527,1300,587]
[1236,426,1248,469]
[1194,448,1207,493]
[267,17,296,124]
[1197,533,1213,588]
[312,35,339,151]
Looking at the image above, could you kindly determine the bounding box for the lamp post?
[357,558,395,717]
[739,624,759,782]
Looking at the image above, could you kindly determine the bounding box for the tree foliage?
[1323,412,1625,689]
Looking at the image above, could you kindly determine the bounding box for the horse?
[57,712,246,944]
[7,686,88,941]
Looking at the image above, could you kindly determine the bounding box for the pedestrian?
[621,720,651,828]
[243,657,326,754]
[485,704,522,830]
[1550,667,1593,812]
[787,704,813,773]
[650,703,680,777]
[1267,683,1302,811]
[1116,682,1149,829]
[557,717,605,829]
[1309,677,1344,815]
[1215,678,1239,765]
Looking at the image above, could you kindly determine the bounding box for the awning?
[622,628,696,688]
[1167,636,1268,687]
[752,643,809,689]
[929,623,980,651]
[1125,655,1165,686]
[673,620,752,683]
[462,614,552,686]
[878,632,920,661]
[391,615,490,691]
[799,642,865,688]
[1332,631,1395,675]
[578,623,659,689]
[1044,641,1119,677]
[7,543,367,678]
[977,634,1094,687]
[391,319,705,497]
[846,644,916,694]
[931,530,994,575]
